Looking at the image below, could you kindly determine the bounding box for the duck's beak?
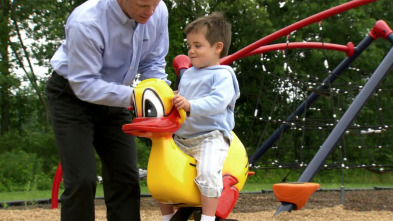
[122,108,183,138]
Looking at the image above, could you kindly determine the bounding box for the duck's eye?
[145,100,157,117]
[142,89,164,118]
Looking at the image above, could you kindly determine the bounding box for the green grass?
[0,189,55,202]
[2,182,392,203]
[2,170,393,203]
[0,184,149,202]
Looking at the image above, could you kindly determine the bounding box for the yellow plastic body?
[147,132,248,207]
[147,137,200,206]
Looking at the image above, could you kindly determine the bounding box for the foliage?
[0,149,52,191]
[136,137,151,169]
[0,130,58,171]
[0,130,57,191]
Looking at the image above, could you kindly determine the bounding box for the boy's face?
[186,27,223,69]
[117,0,161,24]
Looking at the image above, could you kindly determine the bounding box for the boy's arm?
[173,94,190,112]
[188,74,235,117]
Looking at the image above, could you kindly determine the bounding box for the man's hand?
[172,94,190,112]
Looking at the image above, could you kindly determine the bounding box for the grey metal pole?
[274,44,393,215]
[341,168,345,205]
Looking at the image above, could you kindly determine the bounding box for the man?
[46,0,169,220]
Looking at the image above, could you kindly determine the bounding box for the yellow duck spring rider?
[122,78,249,220]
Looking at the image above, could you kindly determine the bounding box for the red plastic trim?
[369,20,393,39]
[173,55,192,77]
[273,182,320,210]
[247,171,256,177]
[51,162,63,209]
[216,175,240,219]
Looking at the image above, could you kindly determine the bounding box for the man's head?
[185,12,232,58]
[117,0,161,24]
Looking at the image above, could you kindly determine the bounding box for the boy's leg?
[192,131,229,218]
[201,195,219,216]
[157,202,175,221]
[175,131,229,219]
[158,202,175,215]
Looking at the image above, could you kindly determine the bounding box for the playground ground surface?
[1,189,392,220]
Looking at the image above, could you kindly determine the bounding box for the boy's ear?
[215,42,224,54]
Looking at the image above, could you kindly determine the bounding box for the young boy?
[158,12,240,221]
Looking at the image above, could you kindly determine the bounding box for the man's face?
[117,0,161,24]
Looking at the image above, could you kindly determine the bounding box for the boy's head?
[185,12,232,59]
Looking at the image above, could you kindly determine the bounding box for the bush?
[0,150,46,191]
[0,132,23,154]
[136,137,151,169]
[246,169,295,184]
[0,130,58,173]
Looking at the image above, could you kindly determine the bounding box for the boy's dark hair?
[185,12,232,58]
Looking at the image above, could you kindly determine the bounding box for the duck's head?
[122,78,186,138]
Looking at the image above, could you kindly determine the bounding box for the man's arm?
[66,23,133,107]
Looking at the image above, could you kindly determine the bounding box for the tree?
[0,0,86,134]
[0,0,15,135]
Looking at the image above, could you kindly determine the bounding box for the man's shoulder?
[157,1,169,15]
[67,0,105,25]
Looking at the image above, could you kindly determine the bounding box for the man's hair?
[184,12,232,58]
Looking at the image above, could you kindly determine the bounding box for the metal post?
[341,168,345,205]
[274,42,393,215]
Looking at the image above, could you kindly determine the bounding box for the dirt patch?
[1,190,393,220]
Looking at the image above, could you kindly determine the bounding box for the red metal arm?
[245,42,355,58]
[220,0,377,65]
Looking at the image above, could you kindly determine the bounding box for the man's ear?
[215,42,224,54]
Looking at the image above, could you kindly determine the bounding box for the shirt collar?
[111,0,136,25]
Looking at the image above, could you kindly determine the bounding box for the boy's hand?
[172,94,190,112]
